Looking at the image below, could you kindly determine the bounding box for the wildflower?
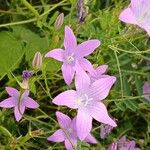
[54,13,64,29]
[108,136,140,150]
[32,52,42,70]
[45,26,100,85]
[118,136,140,150]
[53,63,117,140]
[22,70,32,79]
[0,87,39,121]
[47,111,97,150]
[119,0,150,36]
[100,123,114,139]
[143,82,150,101]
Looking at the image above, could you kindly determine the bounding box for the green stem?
[20,0,39,17]
[0,0,67,28]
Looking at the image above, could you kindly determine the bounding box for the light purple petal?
[96,65,108,75]
[76,109,93,140]
[143,82,150,101]
[56,111,72,129]
[84,134,97,144]
[14,105,25,122]
[140,24,150,36]
[78,58,94,74]
[75,40,100,57]
[21,90,29,98]
[45,49,64,62]
[61,63,75,85]
[87,102,117,127]
[5,87,19,97]
[131,0,143,11]
[75,62,90,92]
[0,98,16,108]
[47,129,65,142]
[52,90,78,109]
[119,8,137,24]
[64,26,77,50]
[108,142,118,150]
[24,97,39,109]
[64,139,74,150]
[89,76,116,101]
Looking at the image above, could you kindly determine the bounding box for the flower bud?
[54,13,64,30]
[20,79,29,90]
[32,52,42,70]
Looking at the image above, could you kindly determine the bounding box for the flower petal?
[75,62,90,92]
[64,139,74,150]
[64,26,77,50]
[76,109,93,140]
[142,82,150,101]
[14,105,25,122]
[24,97,39,108]
[75,40,100,57]
[45,48,64,62]
[0,98,16,108]
[87,102,117,127]
[78,58,94,74]
[89,76,116,101]
[52,90,77,109]
[119,8,137,24]
[61,63,75,85]
[140,24,150,36]
[96,65,108,75]
[56,111,72,129]
[47,129,65,142]
[84,134,97,144]
[5,87,19,97]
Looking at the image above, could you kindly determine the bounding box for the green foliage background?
[0,0,150,149]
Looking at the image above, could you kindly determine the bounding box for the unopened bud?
[32,52,42,70]
[20,79,29,90]
[54,13,64,30]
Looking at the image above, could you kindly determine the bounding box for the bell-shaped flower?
[119,0,150,36]
[45,26,100,85]
[47,111,97,150]
[52,62,117,140]
[143,82,150,101]
[0,87,39,121]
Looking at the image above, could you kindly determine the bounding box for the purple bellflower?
[45,26,100,85]
[119,0,150,36]
[108,136,140,150]
[0,87,39,121]
[47,111,97,150]
[100,123,114,139]
[143,82,150,101]
[52,62,117,140]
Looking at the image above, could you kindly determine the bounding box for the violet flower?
[45,26,100,85]
[108,136,140,150]
[119,0,150,36]
[0,87,39,121]
[100,123,114,139]
[143,82,150,101]
[47,111,97,150]
[52,62,117,140]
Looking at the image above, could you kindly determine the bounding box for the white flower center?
[76,94,93,107]
[66,53,75,64]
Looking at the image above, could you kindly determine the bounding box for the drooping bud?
[54,13,64,30]
[20,70,32,90]
[32,52,42,70]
